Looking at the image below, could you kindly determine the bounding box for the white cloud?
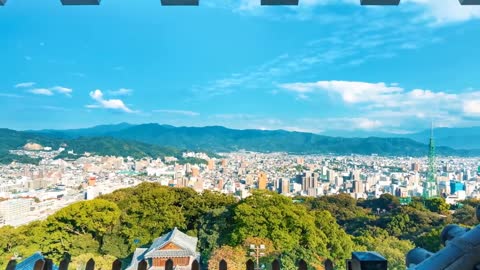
[463,100,480,115]
[29,88,54,96]
[88,89,134,113]
[280,80,403,102]
[193,17,438,99]
[208,0,480,25]
[300,117,384,131]
[404,0,480,25]
[279,79,480,131]
[109,88,133,96]
[52,86,73,96]
[25,86,73,97]
[15,82,35,88]
[153,109,200,116]
[356,118,383,129]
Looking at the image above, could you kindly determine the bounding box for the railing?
[2,0,479,6]
[405,205,480,270]
[4,255,324,270]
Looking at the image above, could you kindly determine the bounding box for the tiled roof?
[126,228,199,270]
[146,250,196,258]
[16,252,59,270]
[144,227,198,258]
[126,248,148,270]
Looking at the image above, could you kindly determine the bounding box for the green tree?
[105,183,186,247]
[313,210,354,269]
[197,207,234,266]
[228,191,354,267]
[46,199,121,240]
[355,228,414,270]
[414,228,443,252]
[452,205,478,226]
[425,198,450,214]
[69,253,116,270]
[42,199,121,259]
[100,234,130,259]
[208,246,246,270]
[360,194,400,212]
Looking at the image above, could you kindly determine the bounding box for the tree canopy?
[0,184,466,270]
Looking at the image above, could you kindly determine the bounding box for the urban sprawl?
[1,145,480,227]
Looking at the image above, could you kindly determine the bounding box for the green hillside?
[54,137,181,160]
[0,129,202,164]
[107,124,478,156]
[34,123,480,156]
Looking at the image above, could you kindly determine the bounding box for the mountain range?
[23,123,480,157]
[322,126,480,149]
[0,128,185,164]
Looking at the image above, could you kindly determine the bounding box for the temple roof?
[126,228,199,270]
[144,227,198,258]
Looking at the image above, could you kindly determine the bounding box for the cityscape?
[3,0,480,269]
[1,134,480,228]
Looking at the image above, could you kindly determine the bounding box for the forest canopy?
[0,183,477,270]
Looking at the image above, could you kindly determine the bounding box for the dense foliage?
[0,184,478,270]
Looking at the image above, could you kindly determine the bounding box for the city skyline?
[2,0,480,133]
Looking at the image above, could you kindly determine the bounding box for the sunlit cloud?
[29,88,54,96]
[52,86,73,96]
[87,89,134,113]
[15,82,36,88]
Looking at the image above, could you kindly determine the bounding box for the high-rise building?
[217,179,224,190]
[450,181,465,195]
[411,163,419,172]
[350,170,361,181]
[191,167,200,177]
[301,171,318,191]
[207,160,215,171]
[353,180,364,194]
[327,170,336,184]
[335,176,344,187]
[279,178,290,194]
[258,172,267,190]
[0,199,33,226]
[246,174,254,186]
[194,179,204,192]
[297,158,304,165]
[178,177,188,188]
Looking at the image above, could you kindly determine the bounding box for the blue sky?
[2,0,480,134]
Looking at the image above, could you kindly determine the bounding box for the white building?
[0,198,34,226]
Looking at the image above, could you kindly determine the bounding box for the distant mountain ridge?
[322,126,480,149]
[27,122,134,138]
[0,128,187,164]
[30,123,480,157]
